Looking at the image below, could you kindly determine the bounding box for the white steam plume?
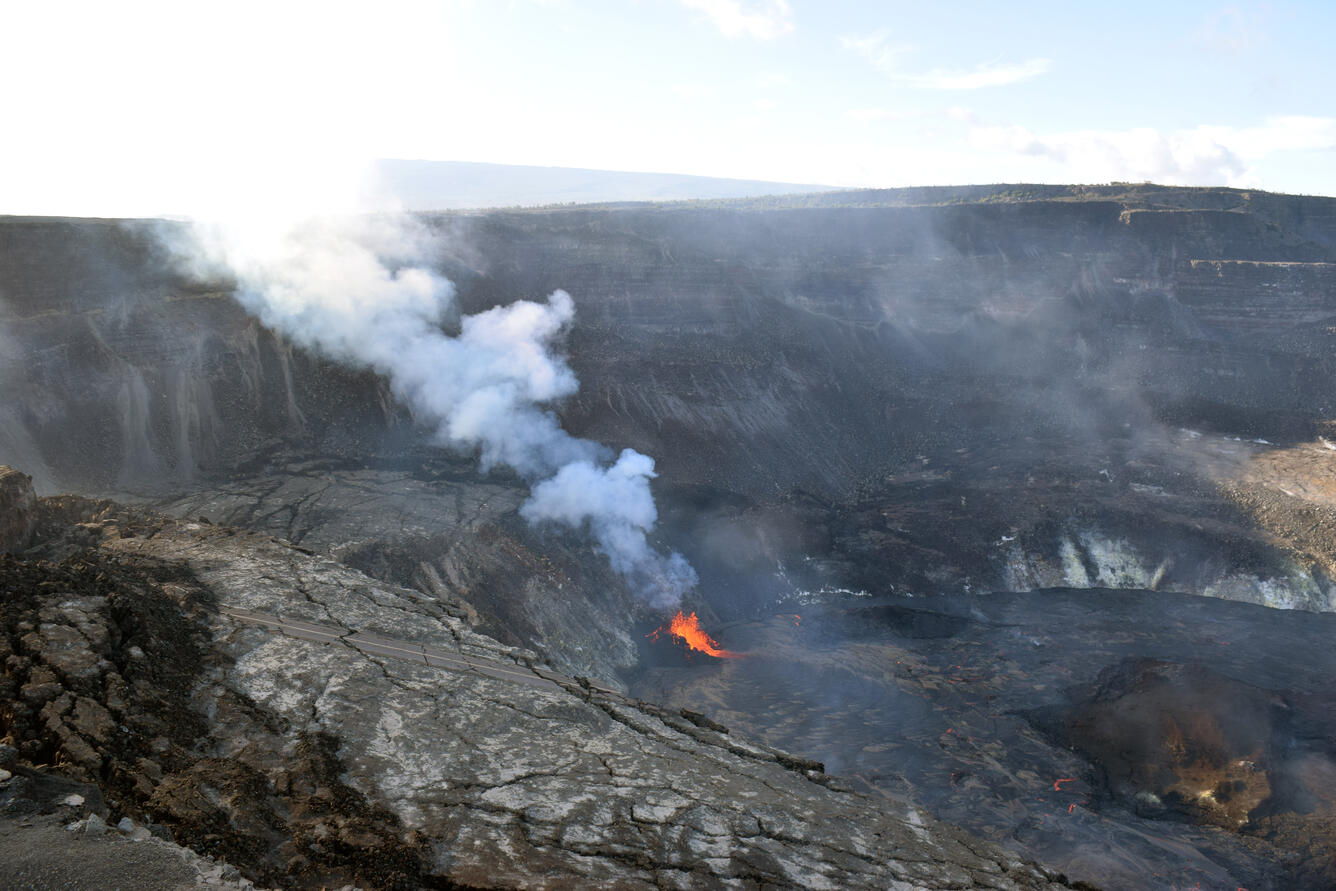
[187,214,696,609]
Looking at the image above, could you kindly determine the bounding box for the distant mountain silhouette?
[371,159,836,209]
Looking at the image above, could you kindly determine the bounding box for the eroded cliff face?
[431,189,1336,616]
[0,218,398,497]
[6,189,1336,624]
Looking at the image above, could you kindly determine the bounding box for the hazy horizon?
[3,2,1333,218]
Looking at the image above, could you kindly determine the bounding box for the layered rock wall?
[5,187,1336,618]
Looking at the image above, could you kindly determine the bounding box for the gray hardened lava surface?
[0,481,1079,889]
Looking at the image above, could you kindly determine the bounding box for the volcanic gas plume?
[173,214,696,608]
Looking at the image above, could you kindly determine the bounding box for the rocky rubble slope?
[0,467,1078,889]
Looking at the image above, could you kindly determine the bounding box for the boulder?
[0,466,38,553]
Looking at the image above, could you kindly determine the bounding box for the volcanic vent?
[1032,659,1336,888]
[646,609,742,661]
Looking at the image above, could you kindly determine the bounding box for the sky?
[2,0,1334,217]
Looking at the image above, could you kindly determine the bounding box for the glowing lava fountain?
[648,611,741,659]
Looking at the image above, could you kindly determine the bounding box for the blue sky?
[3,0,1334,216]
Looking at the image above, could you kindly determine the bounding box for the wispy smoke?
[186,215,696,609]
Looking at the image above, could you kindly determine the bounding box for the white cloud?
[845,107,918,122]
[679,0,793,40]
[1194,4,1268,55]
[670,82,719,100]
[902,58,1051,90]
[840,30,913,76]
[1227,116,1336,158]
[964,116,1336,186]
[842,29,1049,89]
[0,0,462,217]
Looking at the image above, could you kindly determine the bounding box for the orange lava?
[1053,778,1076,792]
[648,610,740,658]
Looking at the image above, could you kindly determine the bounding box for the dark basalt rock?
[636,588,1336,890]
[0,492,1079,889]
[0,467,38,553]
[0,519,429,888]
